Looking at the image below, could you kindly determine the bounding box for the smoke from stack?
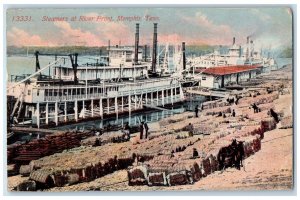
[151,23,158,73]
[134,23,139,64]
[182,42,186,70]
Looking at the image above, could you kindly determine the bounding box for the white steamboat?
[7,23,184,128]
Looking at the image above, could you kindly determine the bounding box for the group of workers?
[121,120,149,141]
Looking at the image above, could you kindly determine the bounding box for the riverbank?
[7,65,293,192]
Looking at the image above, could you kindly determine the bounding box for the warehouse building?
[195,65,262,89]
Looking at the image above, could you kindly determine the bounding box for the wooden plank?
[9,127,58,134]
[143,104,178,113]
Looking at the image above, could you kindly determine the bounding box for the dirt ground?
[43,127,292,192]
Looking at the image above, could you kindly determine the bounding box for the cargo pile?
[14,130,201,189]
[127,88,283,187]
[8,130,94,164]
[202,99,229,110]
[280,116,293,129]
[21,143,135,188]
[159,112,194,126]
[128,133,263,186]
[81,131,129,146]
[203,106,231,116]
[238,92,279,106]
[12,71,293,191]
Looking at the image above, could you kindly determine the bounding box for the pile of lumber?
[9,130,94,164]
[7,143,22,164]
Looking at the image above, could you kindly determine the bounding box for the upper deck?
[7,77,181,103]
[53,63,150,81]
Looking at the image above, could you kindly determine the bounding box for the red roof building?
[195,65,262,89]
[196,65,261,76]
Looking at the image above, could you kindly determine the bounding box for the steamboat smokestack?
[250,40,254,57]
[144,45,147,62]
[134,23,139,64]
[246,36,250,60]
[182,42,186,70]
[152,23,158,73]
[233,37,236,45]
[108,40,110,65]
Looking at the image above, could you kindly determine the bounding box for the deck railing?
[41,79,180,102]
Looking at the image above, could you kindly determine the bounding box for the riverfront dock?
[7,64,293,191]
[186,87,230,98]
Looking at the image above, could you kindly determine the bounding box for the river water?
[52,95,206,131]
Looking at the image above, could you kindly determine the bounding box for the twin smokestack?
[134,23,157,73]
[134,23,186,73]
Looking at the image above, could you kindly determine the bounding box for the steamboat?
[187,36,277,73]
[6,23,279,130]
[7,23,185,129]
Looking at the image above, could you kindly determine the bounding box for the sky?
[6,7,293,50]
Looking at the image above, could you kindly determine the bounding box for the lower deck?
[26,86,183,128]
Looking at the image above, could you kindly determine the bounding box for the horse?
[217,139,238,170]
[217,139,245,171]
